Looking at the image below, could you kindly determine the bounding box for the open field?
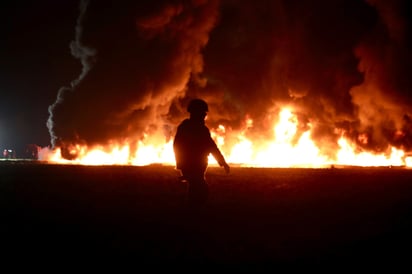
[2,161,412,269]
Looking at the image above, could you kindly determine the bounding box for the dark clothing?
[173,118,227,207]
[173,118,227,171]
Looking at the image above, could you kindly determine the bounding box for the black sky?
[1,0,412,158]
[1,1,80,153]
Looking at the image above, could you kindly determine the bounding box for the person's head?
[187,98,208,121]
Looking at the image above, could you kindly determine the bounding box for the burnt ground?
[2,161,412,270]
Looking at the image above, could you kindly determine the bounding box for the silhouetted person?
[173,99,230,208]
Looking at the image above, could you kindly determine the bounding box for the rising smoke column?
[201,0,380,155]
[47,0,412,161]
[350,0,412,152]
[47,0,219,159]
[200,0,412,156]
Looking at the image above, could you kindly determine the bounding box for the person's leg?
[182,169,208,207]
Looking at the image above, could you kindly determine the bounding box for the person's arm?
[222,160,230,174]
[210,141,230,174]
[173,126,184,169]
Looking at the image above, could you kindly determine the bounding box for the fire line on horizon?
[37,1,412,168]
[39,107,412,168]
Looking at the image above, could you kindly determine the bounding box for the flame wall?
[46,0,412,164]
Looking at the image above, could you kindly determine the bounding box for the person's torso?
[175,119,213,166]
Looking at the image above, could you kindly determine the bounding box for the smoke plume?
[47,0,412,160]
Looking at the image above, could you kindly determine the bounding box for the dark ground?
[2,161,412,270]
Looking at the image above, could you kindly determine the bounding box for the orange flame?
[39,107,412,168]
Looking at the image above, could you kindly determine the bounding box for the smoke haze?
[47,0,412,159]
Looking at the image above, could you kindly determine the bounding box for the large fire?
[39,107,412,168]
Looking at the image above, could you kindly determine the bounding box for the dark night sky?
[1,0,412,158]
[1,1,81,152]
